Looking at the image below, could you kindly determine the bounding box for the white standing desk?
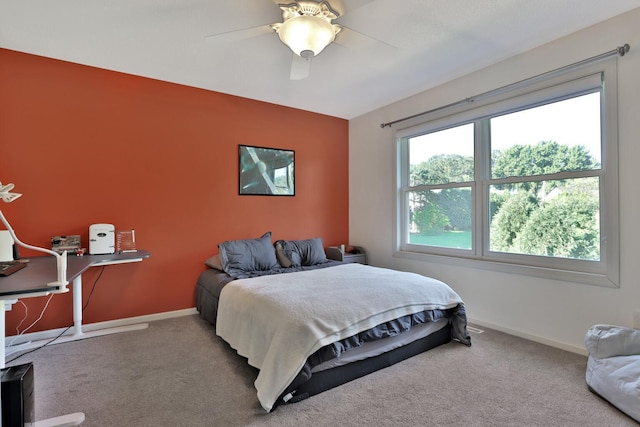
[0,250,150,426]
[56,251,151,343]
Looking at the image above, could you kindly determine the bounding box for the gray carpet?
[8,314,637,426]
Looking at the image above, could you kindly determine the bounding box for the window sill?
[393,250,619,288]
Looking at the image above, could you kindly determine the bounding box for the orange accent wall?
[0,48,348,334]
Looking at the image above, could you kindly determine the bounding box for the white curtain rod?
[380,43,630,129]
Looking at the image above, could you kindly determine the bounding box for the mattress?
[311,317,449,373]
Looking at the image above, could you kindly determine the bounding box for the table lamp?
[0,181,68,290]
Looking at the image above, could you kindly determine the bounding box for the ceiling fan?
[205,0,388,80]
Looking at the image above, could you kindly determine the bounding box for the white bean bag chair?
[585,324,640,422]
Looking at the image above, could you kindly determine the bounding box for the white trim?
[393,250,617,288]
[33,412,85,427]
[5,306,586,359]
[5,307,198,348]
[394,58,619,287]
[468,317,587,356]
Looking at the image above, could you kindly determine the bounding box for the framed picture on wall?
[239,145,295,196]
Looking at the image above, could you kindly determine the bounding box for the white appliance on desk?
[0,230,14,261]
[89,223,115,255]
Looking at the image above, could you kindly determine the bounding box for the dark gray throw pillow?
[275,237,327,267]
[218,232,279,277]
[274,240,294,268]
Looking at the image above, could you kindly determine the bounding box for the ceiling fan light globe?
[277,15,337,57]
[300,50,314,59]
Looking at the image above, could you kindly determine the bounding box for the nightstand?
[325,246,367,264]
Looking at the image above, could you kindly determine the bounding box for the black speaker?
[1,363,35,427]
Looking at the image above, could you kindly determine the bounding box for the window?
[396,61,619,287]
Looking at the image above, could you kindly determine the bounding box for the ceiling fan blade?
[334,25,395,53]
[290,54,312,80]
[205,24,274,44]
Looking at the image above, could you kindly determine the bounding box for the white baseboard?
[6,307,198,348]
[6,310,586,356]
[468,317,587,356]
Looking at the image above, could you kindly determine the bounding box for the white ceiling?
[1,0,638,119]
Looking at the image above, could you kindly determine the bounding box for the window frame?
[395,59,619,287]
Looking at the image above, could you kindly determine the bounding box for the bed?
[195,232,471,412]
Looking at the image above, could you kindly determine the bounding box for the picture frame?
[239,145,295,196]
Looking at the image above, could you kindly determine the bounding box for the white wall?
[349,8,640,354]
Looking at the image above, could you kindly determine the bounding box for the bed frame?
[195,266,461,409]
[276,324,452,407]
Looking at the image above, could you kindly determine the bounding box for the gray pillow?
[218,232,279,277]
[274,240,294,268]
[275,237,327,267]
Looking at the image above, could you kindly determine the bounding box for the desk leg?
[67,271,148,341]
[1,300,4,422]
[72,275,83,337]
[1,299,5,369]
[6,271,148,352]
